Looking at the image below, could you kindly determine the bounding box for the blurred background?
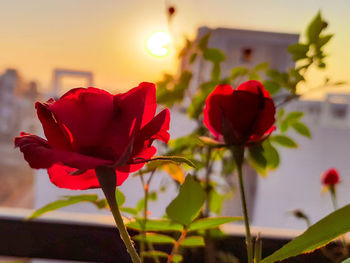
[1,0,350,238]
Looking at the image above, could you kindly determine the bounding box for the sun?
[145,31,172,58]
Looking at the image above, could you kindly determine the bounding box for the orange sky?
[0,0,349,99]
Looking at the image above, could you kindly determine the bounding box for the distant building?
[0,68,39,208]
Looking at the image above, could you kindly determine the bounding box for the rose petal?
[137,108,170,146]
[35,102,71,150]
[117,146,157,173]
[203,85,233,138]
[236,80,271,98]
[14,133,112,170]
[49,87,114,150]
[48,164,130,190]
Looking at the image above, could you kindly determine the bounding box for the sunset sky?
[1,0,349,99]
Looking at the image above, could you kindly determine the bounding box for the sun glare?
[145,31,172,58]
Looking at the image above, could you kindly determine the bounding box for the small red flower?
[203,80,275,145]
[15,82,170,190]
[321,168,340,186]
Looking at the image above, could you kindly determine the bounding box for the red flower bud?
[15,82,170,190]
[321,168,340,186]
[203,80,276,145]
[168,6,175,16]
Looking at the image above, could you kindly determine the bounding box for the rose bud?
[15,82,170,190]
[168,6,175,16]
[203,80,275,145]
[321,168,340,186]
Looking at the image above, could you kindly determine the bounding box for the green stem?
[95,167,141,263]
[140,171,160,263]
[232,146,253,263]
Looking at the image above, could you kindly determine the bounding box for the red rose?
[203,80,275,145]
[321,168,340,186]
[15,82,170,190]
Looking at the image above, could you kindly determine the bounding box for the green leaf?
[277,108,285,119]
[231,67,249,80]
[189,53,197,64]
[209,189,225,214]
[254,62,269,71]
[263,80,280,95]
[199,136,220,146]
[120,207,138,215]
[151,156,196,168]
[249,72,260,81]
[249,145,267,169]
[166,175,205,226]
[287,43,309,61]
[270,135,298,148]
[198,33,210,51]
[29,195,99,219]
[181,236,205,247]
[292,122,311,138]
[188,216,242,231]
[261,204,350,263]
[280,121,289,133]
[211,62,221,81]
[133,233,176,244]
[285,111,304,122]
[317,34,333,48]
[263,140,280,170]
[203,48,226,63]
[341,258,350,263]
[306,12,327,44]
[127,219,183,232]
[115,188,125,207]
[141,250,168,259]
[172,254,183,263]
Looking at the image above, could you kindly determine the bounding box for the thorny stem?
[232,146,253,263]
[95,167,141,263]
[166,229,187,263]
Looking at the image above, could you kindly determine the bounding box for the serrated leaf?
[151,156,196,168]
[181,236,205,247]
[292,122,311,138]
[264,80,280,95]
[261,204,350,263]
[188,216,242,231]
[127,219,183,232]
[115,188,125,207]
[270,135,297,148]
[203,48,226,63]
[29,195,99,219]
[133,233,176,244]
[166,175,205,226]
